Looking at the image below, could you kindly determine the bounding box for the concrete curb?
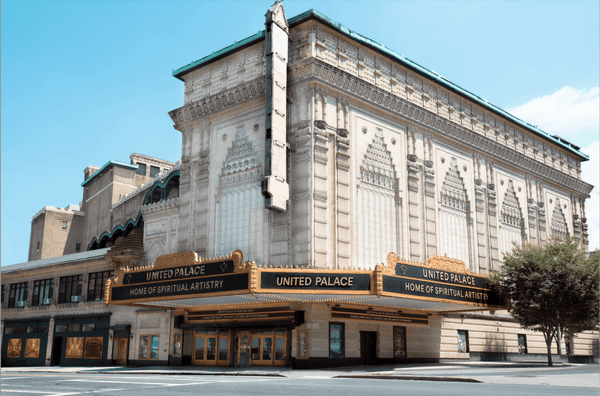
[334,375,483,383]
[1,369,287,377]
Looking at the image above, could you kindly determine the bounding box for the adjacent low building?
[2,2,597,368]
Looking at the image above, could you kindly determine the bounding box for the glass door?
[249,331,286,366]
[193,330,230,366]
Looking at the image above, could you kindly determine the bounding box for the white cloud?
[507,86,599,146]
[509,87,599,251]
[581,141,599,251]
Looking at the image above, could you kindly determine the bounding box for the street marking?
[0,391,79,395]
[62,379,210,386]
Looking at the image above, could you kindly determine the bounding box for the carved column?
[571,194,582,246]
[536,179,547,243]
[177,125,193,252]
[194,120,210,256]
[423,135,437,258]
[473,155,488,273]
[313,90,329,268]
[407,126,420,262]
[526,175,537,243]
[335,100,351,268]
[486,161,499,270]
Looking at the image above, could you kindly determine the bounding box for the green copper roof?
[173,30,265,80]
[173,8,588,161]
[81,159,138,187]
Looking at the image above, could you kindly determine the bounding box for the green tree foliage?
[490,237,599,366]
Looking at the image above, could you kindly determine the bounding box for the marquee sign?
[260,272,371,292]
[379,253,506,308]
[105,249,506,311]
[105,250,249,305]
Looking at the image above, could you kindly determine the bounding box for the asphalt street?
[1,373,598,396]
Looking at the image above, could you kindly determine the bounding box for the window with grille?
[136,163,147,175]
[150,166,160,177]
[87,271,112,301]
[58,275,82,304]
[32,279,54,306]
[8,282,28,308]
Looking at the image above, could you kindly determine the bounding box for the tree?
[490,237,599,366]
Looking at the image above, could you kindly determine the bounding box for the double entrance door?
[192,329,287,367]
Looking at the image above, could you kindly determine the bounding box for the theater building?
[2,2,597,368]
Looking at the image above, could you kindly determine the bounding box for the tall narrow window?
[1,284,5,305]
[457,330,469,353]
[75,243,81,252]
[329,323,345,359]
[356,132,399,269]
[438,159,472,270]
[32,279,54,306]
[62,221,68,229]
[58,275,82,304]
[8,282,28,308]
[87,271,112,301]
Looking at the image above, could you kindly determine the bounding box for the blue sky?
[2,0,599,265]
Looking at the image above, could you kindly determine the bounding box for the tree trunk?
[545,335,553,366]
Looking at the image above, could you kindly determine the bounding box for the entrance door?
[360,331,377,365]
[116,338,128,365]
[192,330,230,366]
[51,337,63,366]
[249,330,287,366]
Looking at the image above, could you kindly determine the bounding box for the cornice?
[289,58,593,197]
[169,77,266,129]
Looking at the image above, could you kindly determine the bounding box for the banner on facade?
[331,306,429,325]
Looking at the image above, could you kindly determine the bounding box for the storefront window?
[393,326,407,359]
[329,323,344,359]
[7,339,22,358]
[66,337,84,359]
[83,324,96,332]
[24,338,41,358]
[84,337,103,359]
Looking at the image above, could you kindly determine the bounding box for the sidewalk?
[2,361,598,388]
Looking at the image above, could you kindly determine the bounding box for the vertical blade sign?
[262,1,290,212]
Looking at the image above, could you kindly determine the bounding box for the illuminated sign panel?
[260,272,370,291]
[111,272,249,301]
